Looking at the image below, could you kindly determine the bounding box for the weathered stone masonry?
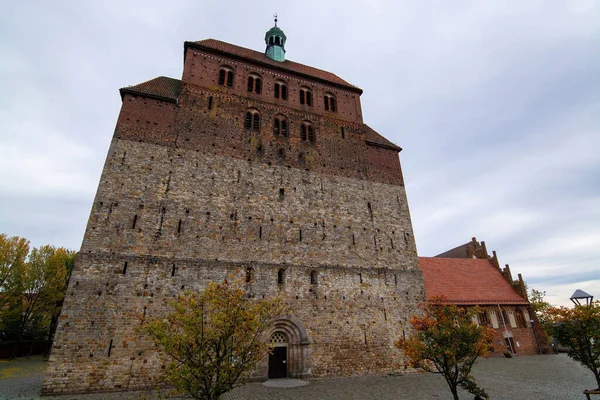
[43,27,425,394]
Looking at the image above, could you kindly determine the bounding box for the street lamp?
[530,319,541,354]
[570,289,594,306]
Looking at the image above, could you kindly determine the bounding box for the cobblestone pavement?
[0,354,596,399]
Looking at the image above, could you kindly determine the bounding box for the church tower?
[43,21,425,395]
[265,15,286,61]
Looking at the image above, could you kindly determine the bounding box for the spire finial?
[274,13,278,27]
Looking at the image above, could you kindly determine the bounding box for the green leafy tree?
[0,237,75,349]
[527,285,552,322]
[141,273,285,400]
[3,246,75,341]
[0,234,30,310]
[546,301,600,389]
[396,296,495,400]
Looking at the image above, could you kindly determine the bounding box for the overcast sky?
[1,1,598,306]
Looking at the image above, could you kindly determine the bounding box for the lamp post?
[570,289,594,307]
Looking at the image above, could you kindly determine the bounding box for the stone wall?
[43,139,424,394]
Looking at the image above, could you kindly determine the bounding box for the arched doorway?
[260,317,311,380]
[268,332,288,378]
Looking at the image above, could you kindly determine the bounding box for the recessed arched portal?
[260,317,311,380]
[269,332,288,378]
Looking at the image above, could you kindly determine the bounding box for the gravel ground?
[0,354,596,399]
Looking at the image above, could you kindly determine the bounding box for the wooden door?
[268,346,287,379]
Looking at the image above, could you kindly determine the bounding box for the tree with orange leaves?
[395,296,495,400]
[141,272,285,400]
[545,301,600,390]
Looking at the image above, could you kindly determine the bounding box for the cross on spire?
[274,13,278,27]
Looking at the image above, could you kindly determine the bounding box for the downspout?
[497,304,514,355]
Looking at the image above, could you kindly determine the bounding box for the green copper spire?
[265,14,286,62]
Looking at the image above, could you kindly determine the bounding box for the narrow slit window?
[208,96,213,110]
[247,76,254,92]
[281,119,287,136]
[281,85,288,100]
[226,70,233,87]
[122,262,128,275]
[308,126,314,142]
[131,215,138,229]
[246,267,253,283]
[255,78,262,94]
[274,119,280,135]
[252,114,260,130]
[300,90,305,104]
[244,112,252,129]
[278,268,285,285]
[310,270,318,285]
[177,219,182,234]
[274,83,280,99]
[218,69,226,85]
[341,127,345,138]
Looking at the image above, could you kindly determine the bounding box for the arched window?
[244,109,260,131]
[300,121,315,143]
[299,87,312,106]
[310,270,318,285]
[274,80,288,100]
[515,308,527,328]
[273,115,288,137]
[277,268,285,285]
[247,74,262,94]
[324,93,337,112]
[218,67,234,87]
[246,267,254,283]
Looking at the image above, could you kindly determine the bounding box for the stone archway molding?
[264,316,312,379]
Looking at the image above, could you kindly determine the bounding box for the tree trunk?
[450,385,459,400]
[594,369,600,390]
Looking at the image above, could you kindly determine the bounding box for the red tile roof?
[419,257,529,305]
[364,124,402,152]
[120,76,182,103]
[186,39,361,92]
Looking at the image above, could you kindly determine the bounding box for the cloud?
[0,1,598,307]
